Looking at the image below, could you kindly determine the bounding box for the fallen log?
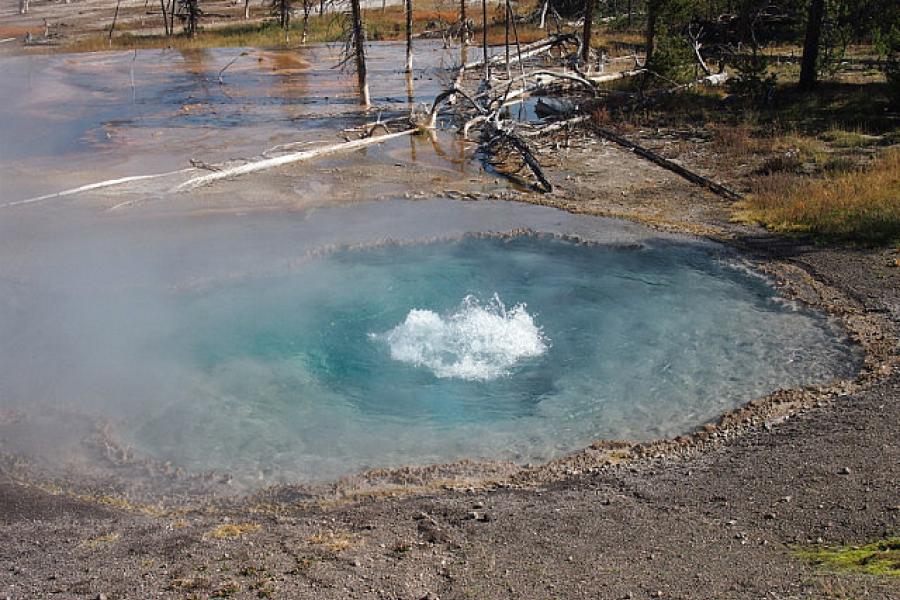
[463,34,576,71]
[519,114,590,137]
[3,168,196,209]
[175,129,418,191]
[592,125,742,200]
[482,121,553,193]
[586,68,647,84]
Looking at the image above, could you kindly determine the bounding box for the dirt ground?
[1,8,899,598]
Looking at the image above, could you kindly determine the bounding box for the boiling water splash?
[377,295,548,381]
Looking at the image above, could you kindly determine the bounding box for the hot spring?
[0,200,858,487]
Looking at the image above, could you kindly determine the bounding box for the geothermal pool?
[0,200,858,486]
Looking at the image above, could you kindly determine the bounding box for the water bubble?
[376,294,548,381]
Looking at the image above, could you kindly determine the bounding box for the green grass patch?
[819,128,882,148]
[795,538,900,576]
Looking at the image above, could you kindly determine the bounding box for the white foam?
[375,294,548,381]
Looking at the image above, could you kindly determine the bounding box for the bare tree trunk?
[244,0,251,19]
[169,0,176,36]
[504,0,510,76]
[627,0,632,27]
[160,0,171,35]
[109,0,123,42]
[582,0,593,65]
[460,0,467,45]
[301,0,310,44]
[405,0,413,73]
[406,71,414,105]
[644,0,660,66]
[20,0,29,15]
[481,0,489,80]
[350,0,370,106]
[799,0,825,91]
[280,0,291,32]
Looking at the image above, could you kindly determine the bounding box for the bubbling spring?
[377,294,548,381]
[120,233,856,483]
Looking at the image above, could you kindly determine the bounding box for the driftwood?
[175,129,418,191]
[482,119,553,192]
[3,169,196,209]
[463,34,577,71]
[587,67,647,84]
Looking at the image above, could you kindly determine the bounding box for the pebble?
[764,513,777,520]
[466,511,492,522]
[838,467,852,475]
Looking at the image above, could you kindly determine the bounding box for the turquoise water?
[126,234,856,482]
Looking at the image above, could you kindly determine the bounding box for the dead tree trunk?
[349,0,371,106]
[593,126,742,200]
[275,0,291,42]
[19,0,29,15]
[244,0,251,19]
[644,0,660,65]
[180,0,201,38]
[481,0,489,80]
[799,0,825,91]
[301,0,311,44]
[581,0,593,65]
[109,0,122,42]
[405,0,413,73]
[160,0,171,35]
[460,0,467,45]
[504,0,510,75]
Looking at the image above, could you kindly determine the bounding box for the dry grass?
[711,123,774,159]
[735,149,900,245]
[306,530,358,553]
[756,135,830,174]
[205,522,261,539]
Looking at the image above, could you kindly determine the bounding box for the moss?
[795,538,900,576]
